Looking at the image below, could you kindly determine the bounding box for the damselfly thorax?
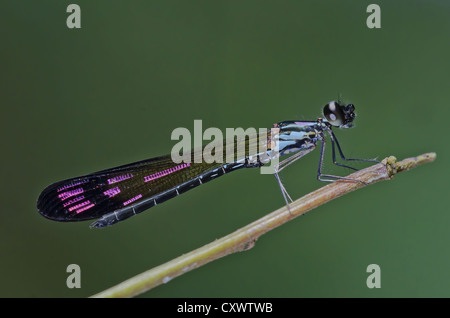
[37,101,378,228]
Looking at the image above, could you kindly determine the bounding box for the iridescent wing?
[37,153,222,223]
[37,130,272,227]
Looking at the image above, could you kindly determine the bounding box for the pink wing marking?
[57,180,88,192]
[107,173,134,185]
[144,163,190,183]
[63,195,85,207]
[75,203,95,214]
[123,194,143,206]
[103,187,121,198]
[68,200,92,212]
[58,188,84,201]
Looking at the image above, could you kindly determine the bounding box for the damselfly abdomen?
[37,101,377,228]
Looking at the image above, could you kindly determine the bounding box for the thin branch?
[91,152,436,298]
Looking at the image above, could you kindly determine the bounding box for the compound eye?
[323,101,345,127]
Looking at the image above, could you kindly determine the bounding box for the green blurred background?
[1,0,448,297]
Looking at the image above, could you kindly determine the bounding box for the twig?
[91,152,436,298]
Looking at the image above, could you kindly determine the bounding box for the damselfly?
[37,101,377,228]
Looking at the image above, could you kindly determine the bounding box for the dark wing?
[37,153,221,223]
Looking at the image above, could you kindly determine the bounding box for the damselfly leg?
[273,146,316,212]
[327,128,380,170]
[317,130,378,184]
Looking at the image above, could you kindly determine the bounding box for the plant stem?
[91,152,436,298]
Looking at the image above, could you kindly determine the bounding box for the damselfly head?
[323,101,356,128]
